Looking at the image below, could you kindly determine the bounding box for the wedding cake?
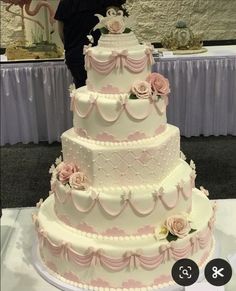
[33,9,216,290]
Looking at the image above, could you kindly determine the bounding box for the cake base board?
[158,48,208,55]
[32,237,218,291]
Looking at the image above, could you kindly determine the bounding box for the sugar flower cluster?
[155,212,196,241]
[49,156,88,191]
[130,73,170,100]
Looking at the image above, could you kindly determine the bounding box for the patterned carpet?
[1,135,236,208]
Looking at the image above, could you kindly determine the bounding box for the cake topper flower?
[93,8,134,34]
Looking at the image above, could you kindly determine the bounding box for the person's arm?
[57,20,64,44]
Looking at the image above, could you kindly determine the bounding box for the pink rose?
[131,80,152,99]
[165,214,191,238]
[57,163,79,184]
[146,73,170,96]
[69,172,88,190]
[106,17,125,34]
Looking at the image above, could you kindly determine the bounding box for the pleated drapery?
[153,56,236,137]
[1,62,73,145]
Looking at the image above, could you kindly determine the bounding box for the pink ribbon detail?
[84,49,152,74]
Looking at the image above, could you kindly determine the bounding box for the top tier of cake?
[85,32,154,94]
[98,32,139,48]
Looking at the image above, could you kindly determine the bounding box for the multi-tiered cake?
[33,9,216,290]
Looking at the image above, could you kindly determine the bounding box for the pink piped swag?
[34,204,215,272]
[70,93,168,124]
[84,47,154,74]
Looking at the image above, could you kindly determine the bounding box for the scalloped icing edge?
[38,238,215,291]
[71,124,168,147]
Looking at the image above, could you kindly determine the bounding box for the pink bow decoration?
[70,94,75,111]
[61,242,70,261]
[190,235,199,254]
[145,47,155,65]
[83,44,92,55]
[124,249,143,269]
[159,244,172,262]
[90,248,103,267]
[111,50,129,69]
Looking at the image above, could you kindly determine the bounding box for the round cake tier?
[61,125,180,188]
[34,190,215,290]
[98,32,139,49]
[71,87,167,142]
[53,159,193,238]
[84,40,154,94]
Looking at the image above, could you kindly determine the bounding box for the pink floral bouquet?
[155,213,196,241]
[49,157,88,190]
[129,73,170,100]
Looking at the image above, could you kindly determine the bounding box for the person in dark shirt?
[55,0,126,88]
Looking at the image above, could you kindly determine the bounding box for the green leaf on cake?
[124,28,132,33]
[129,93,138,99]
[189,228,197,234]
[100,27,109,34]
[166,233,178,242]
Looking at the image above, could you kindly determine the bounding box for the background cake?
[33,9,215,290]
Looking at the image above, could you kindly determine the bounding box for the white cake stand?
[32,238,220,291]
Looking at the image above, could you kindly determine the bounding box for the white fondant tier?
[61,124,180,188]
[98,32,139,49]
[34,190,215,290]
[72,87,167,142]
[53,160,193,238]
[85,33,154,93]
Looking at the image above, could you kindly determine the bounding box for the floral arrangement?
[155,213,196,242]
[129,73,170,100]
[49,156,88,191]
[94,8,134,34]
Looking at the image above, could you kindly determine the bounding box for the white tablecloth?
[0,61,73,146]
[1,199,236,291]
[1,46,236,145]
[153,46,236,137]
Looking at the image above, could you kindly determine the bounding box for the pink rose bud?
[131,80,152,99]
[146,73,170,96]
[57,162,79,184]
[165,214,191,238]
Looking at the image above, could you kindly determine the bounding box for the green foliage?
[124,28,132,33]
[166,233,178,242]
[189,228,197,234]
[100,27,109,34]
[166,228,197,242]
[129,93,138,99]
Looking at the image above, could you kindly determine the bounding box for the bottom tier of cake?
[33,189,216,290]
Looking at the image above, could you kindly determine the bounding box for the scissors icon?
[212,266,224,279]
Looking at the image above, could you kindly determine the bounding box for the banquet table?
[1,199,236,291]
[153,45,236,137]
[0,61,73,146]
[1,45,236,145]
